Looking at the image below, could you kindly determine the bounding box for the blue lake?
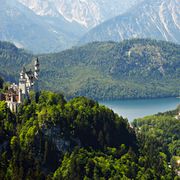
[100,97,180,121]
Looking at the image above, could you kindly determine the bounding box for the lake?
[100,97,180,121]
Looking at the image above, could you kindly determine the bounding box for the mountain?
[39,39,180,99]
[0,0,143,53]
[17,0,143,29]
[0,0,85,53]
[0,39,179,100]
[80,0,180,45]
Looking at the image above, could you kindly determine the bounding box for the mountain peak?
[80,0,180,44]
[17,0,143,28]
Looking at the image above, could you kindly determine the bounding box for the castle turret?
[20,67,26,79]
[19,67,27,95]
[10,94,13,103]
[34,58,40,92]
[18,89,22,103]
[34,58,40,80]
[4,58,41,113]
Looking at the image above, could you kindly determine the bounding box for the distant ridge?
[0,0,85,53]
[0,0,143,53]
[0,39,179,100]
[80,0,180,45]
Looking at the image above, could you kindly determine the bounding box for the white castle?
[3,58,40,112]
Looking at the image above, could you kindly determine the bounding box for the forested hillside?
[0,41,33,82]
[132,106,180,178]
[26,39,180,99]
[132,105,180,157]
[0,39,179,100]
[0,77,179,179]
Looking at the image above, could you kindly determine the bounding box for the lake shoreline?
[99,97,180,121]
[96,95,179,102]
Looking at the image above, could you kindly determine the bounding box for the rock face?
[42,124,71,153]
[17,0,142,29]
[80,0,180,45]
[0,0,143,53]
[1,0,179,52]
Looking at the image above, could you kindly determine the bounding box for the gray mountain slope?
[80,0,180,45]
[0,0,85,53]
[17,0,143,29]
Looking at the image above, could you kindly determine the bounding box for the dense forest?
[0,39,179,100]
[0,79,179,179]
[0,42,33,82]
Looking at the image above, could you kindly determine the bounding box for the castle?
[0,58,40,112]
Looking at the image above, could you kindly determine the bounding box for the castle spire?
[34,58,40,92]
[20,66,26,79]
[34,57,40,79]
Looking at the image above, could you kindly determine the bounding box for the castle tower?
[34,58,40,80]
[19,67,27,95]
[34,58,40,92]
[18,89,22,103]
[4,58,41,112]
[19,58,40,98]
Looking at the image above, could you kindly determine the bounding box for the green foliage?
[0,101,7,119]
[19,120,38,149]
[10,136,18,151]
[0,91,137,179]
[0,101,15,144]
[63,96,137,149]
[53,147,134,180]
[53,147,173,180]
[0,90,179,179]
[132,108,180,178]
[132,112,180,158]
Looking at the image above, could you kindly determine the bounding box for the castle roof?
[25,69,34,80]
[35,58,39,66]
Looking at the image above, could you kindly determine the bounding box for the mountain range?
[0,0,86,53]
[0,0,179,53]
[80,0,180,45]
[0,39,179,100]
[17,0,142,29]
[0,0,148,53]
